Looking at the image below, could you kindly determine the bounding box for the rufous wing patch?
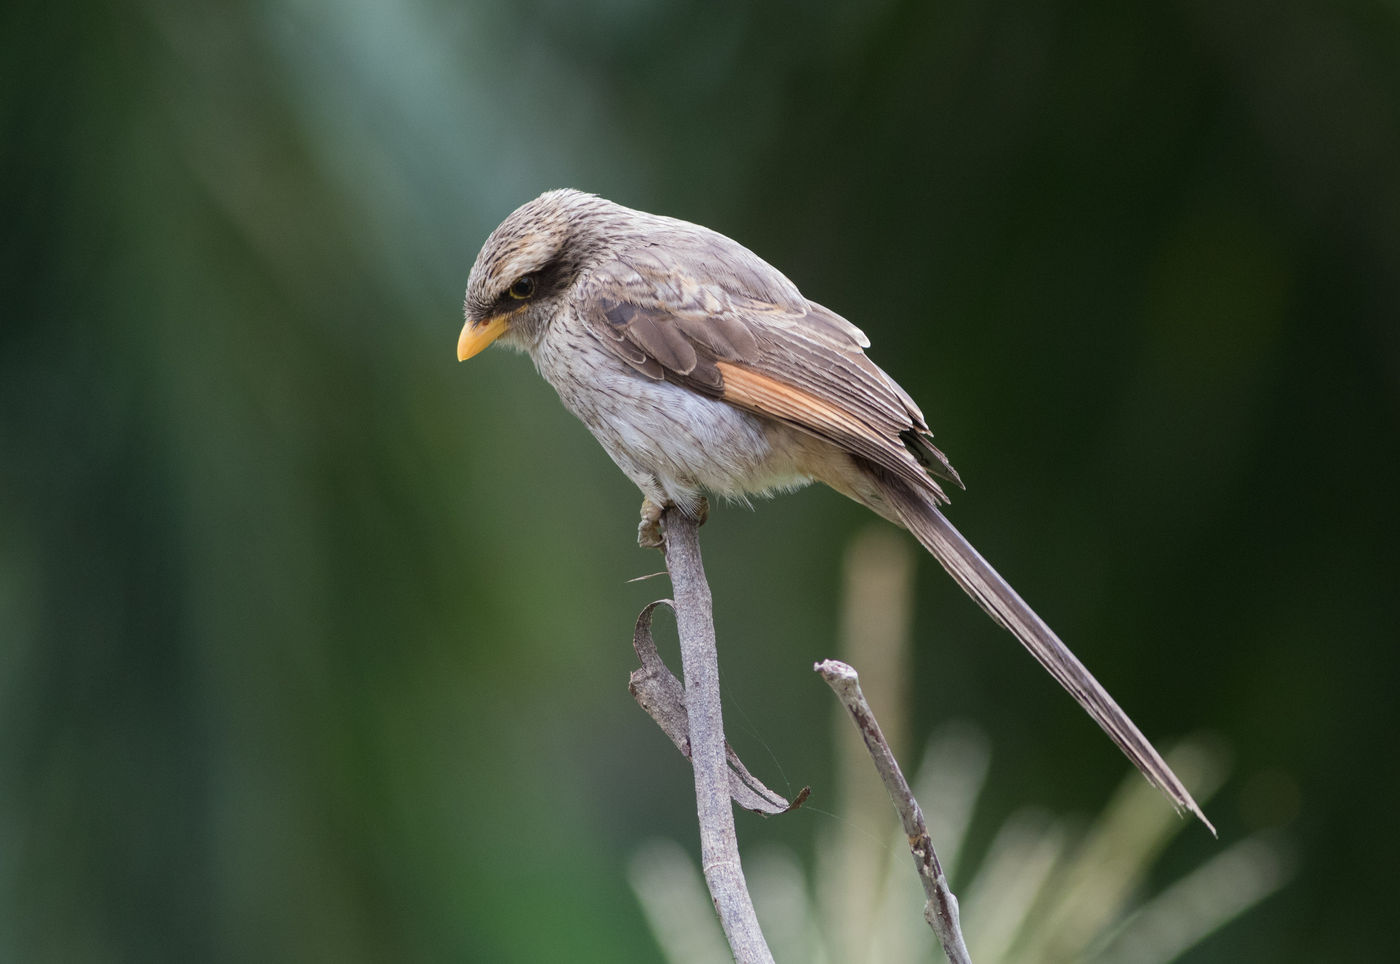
[714,360,947,504]
[715,361,871,442]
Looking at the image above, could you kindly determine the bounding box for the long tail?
[870,469,1215,834]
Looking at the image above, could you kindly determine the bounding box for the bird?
[458,188,1213,833]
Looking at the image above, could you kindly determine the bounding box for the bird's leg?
[637,495,710,548]
[638,498,665,548]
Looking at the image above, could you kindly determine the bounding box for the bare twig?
[661,507,774,964]
[822,527,917,960]
[816,658,973,964]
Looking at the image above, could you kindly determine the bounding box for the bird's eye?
[507,275,536,300]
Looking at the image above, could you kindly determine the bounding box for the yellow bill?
[457,314,511,361]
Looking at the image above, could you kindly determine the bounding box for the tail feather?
[871,470,1215,835]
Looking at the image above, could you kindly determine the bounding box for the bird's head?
[458,188,618,360]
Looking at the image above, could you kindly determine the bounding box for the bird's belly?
[535,334,819,508]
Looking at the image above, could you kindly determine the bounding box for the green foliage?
[3,0,1397,959]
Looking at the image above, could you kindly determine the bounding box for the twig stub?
[816,658,974,964]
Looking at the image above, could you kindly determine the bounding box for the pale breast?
[532,314,825,510]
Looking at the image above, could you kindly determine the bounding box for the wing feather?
[577,250,960,499]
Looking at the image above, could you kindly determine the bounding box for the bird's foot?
[637,496,710,548]
[638,499,665,549]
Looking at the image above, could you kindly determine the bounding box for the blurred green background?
[4,0,1398,960]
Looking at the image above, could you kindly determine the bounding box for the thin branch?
[816,658,973,964]
[661,507,774,964]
